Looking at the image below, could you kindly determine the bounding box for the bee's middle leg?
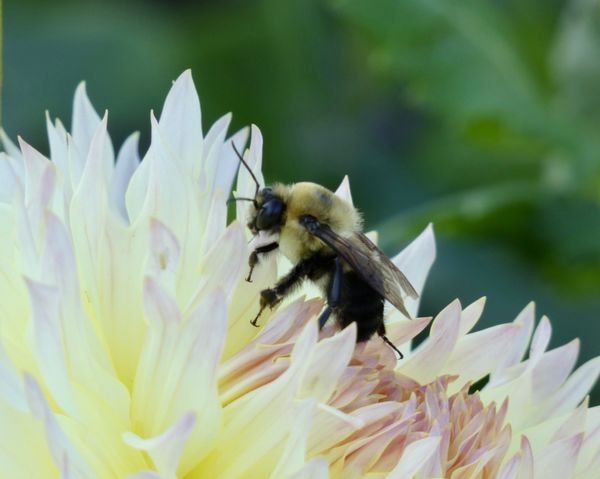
[318,256,343,329]
[247,242,279,282]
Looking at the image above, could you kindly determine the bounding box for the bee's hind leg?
[319,256,343,330]
[378,324,404,359]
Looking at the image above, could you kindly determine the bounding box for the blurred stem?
[376,181,543,250]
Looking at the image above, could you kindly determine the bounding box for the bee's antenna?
[226,196,256,205]
[232,142,260,201]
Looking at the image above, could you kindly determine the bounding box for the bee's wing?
[300,216,418,318]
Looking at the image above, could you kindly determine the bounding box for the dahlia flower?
[0,71,598,479]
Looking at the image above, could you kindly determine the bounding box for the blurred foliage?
[4,0,600,402]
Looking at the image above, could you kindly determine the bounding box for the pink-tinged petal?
[529,357,600,425]
[24,375,95,478]
[270,399,317,479]
[309,402,400,455]
[441,323,521,392]
[390,224,436,318]
[71,83,114,184]
[196,322,319,478]
[0,127,21,159]
[158,70,203,172]
[219,298,322,404]
[335,176,354,205]
[552,398,588,442]
[489,303,535,387]
[110,132,140,222]
[217,127,250,197]
[458,297,486,336]
[399,300,462,383]
[236,125,265,225]
[575,406,600,477]
[124,412,196,478]
[299,324,356,402]
[532,339,579,403]
[534,433,583,479]
[528,316,552,366]
[287,458,328,479]
[384,316,432,347]
[498,454,521,479]
[520,436,535,479]
[386,437,442,479]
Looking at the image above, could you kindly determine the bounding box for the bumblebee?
[231,145,418,357]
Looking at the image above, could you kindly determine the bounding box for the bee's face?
[248,187,285,234]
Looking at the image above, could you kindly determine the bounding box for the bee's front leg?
[250,256,314,327]
[246,242,279,282]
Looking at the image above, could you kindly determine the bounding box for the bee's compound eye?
[256,198,284,230]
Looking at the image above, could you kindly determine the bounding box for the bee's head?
[247,187,286,235]
[228,143,286,235]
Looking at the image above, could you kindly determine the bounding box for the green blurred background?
[3,0,599,402]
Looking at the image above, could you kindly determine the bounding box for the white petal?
[185,221,247,312]
[132,286,227,473]
[158,70,203,172]
[0,152,18,202]
[46,113,69,178]
[110,132,140,222]
[71,83,114,185]
[124,412,196,478]
[218,127,250,197]
[391,224,436,317]
[0,339,27,411]
[236,125,265,225]
[299,323,356,402]
[287,458,329,479]
[387,437,442,479]
[24,278,75,415]
[24,375,95,478]
[199,112,231,189]
[334,176,353,205]
[147,218,181,295]
[1,127,21,159]
[269,399,317,479]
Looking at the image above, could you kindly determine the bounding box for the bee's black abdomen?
[332,270,385,342]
